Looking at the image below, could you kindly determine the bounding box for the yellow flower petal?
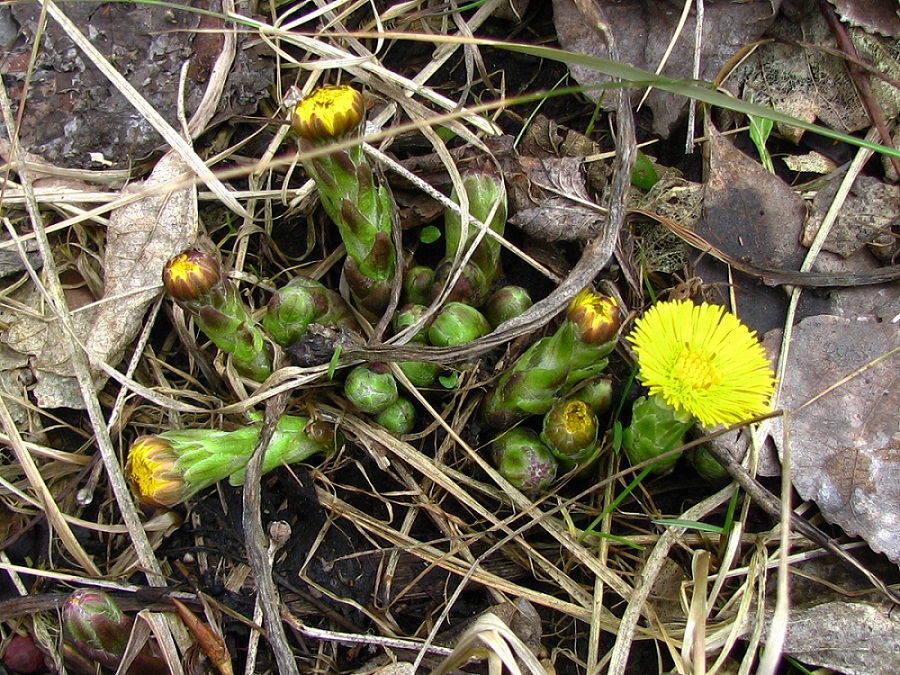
[627,300,775,427]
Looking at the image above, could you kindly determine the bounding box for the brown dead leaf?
[827,0,900,37]
[552,0,781,137]
[508,155,604,241]
[692,121,814,334]
[766,315,900,564]
[3,152,197,408]
[85,152,197,371]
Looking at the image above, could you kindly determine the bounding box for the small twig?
[242,392,300,675]
[821,0,900,178]
[280,610,454,657]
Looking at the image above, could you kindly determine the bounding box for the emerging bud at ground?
[689,445,731,481]
[126,416,336,507]
[295,85,396,316]
[491,428,558,492]
[373,396,416,435]
[392,304,431,342]
[392,304,439,387]
[622,395,692,474]
[403,265,435,307]
[481,289,619,429]
[163,249,271,381]
[431,260,491,307]
[569,376,614,416]
[541,399,599,463]
[344,363,399,415]
[566,289,621,345]
[3,634,45,675]
[292,85,364,141]
[428,302,492,347]
[435,171,507,306]
[263,276,358,347]
[63,589,132,670]
[397,360,440,388]
[484,285,533,327]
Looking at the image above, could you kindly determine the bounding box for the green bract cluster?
[147,85,777,511]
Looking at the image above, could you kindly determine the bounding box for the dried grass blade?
[0,396,99,574]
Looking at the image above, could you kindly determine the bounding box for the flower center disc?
[672,346,719,391]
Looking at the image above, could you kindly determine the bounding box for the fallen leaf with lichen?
[766,315,900,563]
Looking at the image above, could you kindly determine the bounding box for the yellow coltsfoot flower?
[623,300,775,474]
[627,300,774,428]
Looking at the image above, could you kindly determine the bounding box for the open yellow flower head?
[126,436,188,507]
[627,300,775,428]
[162,250,221,303]
[292,85,364,141]
[566,289,621,344]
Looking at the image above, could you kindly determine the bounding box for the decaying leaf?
[508,155,604,241]
[803,173,900,258]
[766,315,900,564]
[775,601,900,675]
[85,152,197,374]
[552,0,782,137]
[3,152,198,408]
[693,122,812,334]
[827,0,900,37]
[734,6,900,141]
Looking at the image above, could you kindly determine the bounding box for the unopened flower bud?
[373,396,416,435]
[570,377,614,416]
[397,360,440,388]
[162,250,221,304]
[689,445,731,481]
[491,428,557,492]
[127,416,335,507]
[428,302,492,347]
[541,400,599,463]
[392,304,431,342]
[3,634,44,675]
[263,277,357,347]
[292,85,364,141]
[622,395,692,474]
[431,260,491,307]
[403,266,435,307]
[344,363,398,415]
[566,290,621,345]
[484,285,533,327]
[63,589,132,670]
